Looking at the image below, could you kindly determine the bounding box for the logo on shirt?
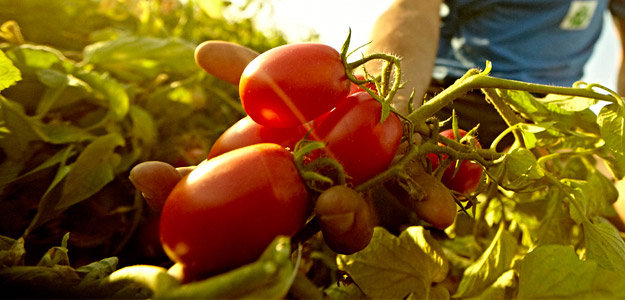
[560,0,598,30]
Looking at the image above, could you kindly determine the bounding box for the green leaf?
[500,90,597,125]
[324,282,367,299]
[6,44,69,77]
[55,133,125,211]
[82,35,196,81]
[73,71,129,122]
[596,103,625,179]
[406,285,451,300]
[35,69,91,116]
[465,269,517,300]
[106,236,297,299]
[0,49,22,91]
[537,93,597,114]
[337,226,449,299]
[0,265,82,298]
[128,105,157,152]
[490,148,544,190]
[113,105,157,173]
[533,193,576,247]
[37,68,72,88]
[37,233,70,267]
[76,257,119,281]
[0,159,24,196]
[498,90,549,119]
[0,235,16,251]
[582,217,625,273]
[563,177,618,223]
[0,95,94,151]
[24,146,75,235]
[429,285,452,300]
[516,244,625,299]
[500,90,601,148]
[454,222,517,298]
[197,0,224,19]
[0,237,25,268]
[505,149,544,180]
[0,147,76,187]
[516,122,549,149]
[484,197,515,228]
[167,236,296,299]
[38,123,95,144]
[0,96,45,159]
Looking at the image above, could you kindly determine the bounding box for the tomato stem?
[290,216,320,248]
[407,61,620,136]
[293,139,348,192]
[480,88,526,148]
[340,30,403,123]
[354,141,421,192]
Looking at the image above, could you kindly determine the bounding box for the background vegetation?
[0,0,287,268]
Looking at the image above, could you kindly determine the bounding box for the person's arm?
[614,15,625,95]
[365,0,443,114]
[610,14,625,232]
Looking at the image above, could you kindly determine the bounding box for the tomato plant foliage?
[2,1,625,299]
[0,0,291,296]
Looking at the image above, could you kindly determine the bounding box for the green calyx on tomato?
[427,129,484,194]
[239,43,351,128]
[159,143,311,280]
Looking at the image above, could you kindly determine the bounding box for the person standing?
[365,0,625,229]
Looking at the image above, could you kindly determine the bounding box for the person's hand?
[193,40,259,85]
[129,161,194,211]
[129,41,259,206]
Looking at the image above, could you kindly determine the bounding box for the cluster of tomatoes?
[156,42,483,282]
[158,43,402,280]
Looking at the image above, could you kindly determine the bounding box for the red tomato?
[309,92,403,185]
[427,129,483,194]
[159,143,310,279]
[349,74,377,95]
[239,43,350,128]
[207,116,311,159]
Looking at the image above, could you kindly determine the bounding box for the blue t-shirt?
[435,0,625,87]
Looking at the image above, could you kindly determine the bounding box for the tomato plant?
[159,143,311,279]
[427,129,483,194]
[6,7,625,297]
[207,115,311,159]
[308,91,403,185]
[349,74,377,95]
[239,43,351,128]
[314,185,375,254]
